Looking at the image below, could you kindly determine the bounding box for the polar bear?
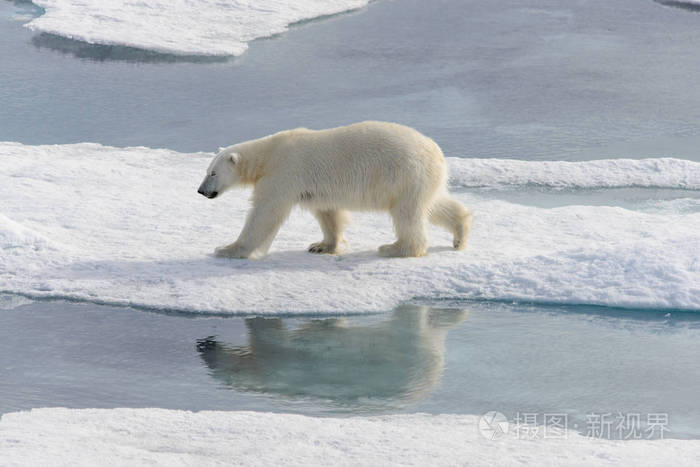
[197,121,471,258]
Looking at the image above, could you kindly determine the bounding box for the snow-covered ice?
[448,157,700,190]
[1,142,698,314]
[1,408,698,466]
[25,0,371,56]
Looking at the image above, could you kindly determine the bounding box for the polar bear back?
[234,121,448,211]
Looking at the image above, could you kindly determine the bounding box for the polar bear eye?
[210,172,216,177]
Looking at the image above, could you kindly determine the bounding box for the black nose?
[198,188,218,198]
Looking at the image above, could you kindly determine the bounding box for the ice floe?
[1,408,698,466]
[1,142,698,314]
[447,156,700,190]
[25,0,371,56]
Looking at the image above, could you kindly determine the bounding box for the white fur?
[197,121,471,258]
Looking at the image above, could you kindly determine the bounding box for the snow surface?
[1,142,699,314]
[25,0,371,56]
[448,157,700,190]
[1,408,698,466]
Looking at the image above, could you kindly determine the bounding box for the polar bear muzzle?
[197,180,218,199]
[199,189,218,199]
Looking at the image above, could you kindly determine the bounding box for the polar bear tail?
[428,194,472,250]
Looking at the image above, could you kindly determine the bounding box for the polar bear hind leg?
[429,194,472,250]
[309,209,349,254]
[379,198,429,257]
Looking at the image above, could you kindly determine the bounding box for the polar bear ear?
[229,152,239,164]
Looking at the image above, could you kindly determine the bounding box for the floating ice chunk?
[447,157,700,190]
[25,0,371,56]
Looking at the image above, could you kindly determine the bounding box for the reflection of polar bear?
[196,306,468,408]
[197,121,471,259]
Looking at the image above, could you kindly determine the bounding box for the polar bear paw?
[215,243,252,259]
[308,241,340,254]
[378,242,427,258]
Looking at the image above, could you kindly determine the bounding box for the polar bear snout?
[198,187,218,199]
[197,181,218,199]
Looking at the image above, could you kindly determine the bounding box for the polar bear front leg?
[308,209,349,254]
[215,200,293,259]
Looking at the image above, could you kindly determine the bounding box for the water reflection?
[30,33,231,64]
[196,305,468,410]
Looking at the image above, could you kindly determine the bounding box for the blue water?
[3,0,700,161]
[1,0,699,441]
[1,296,699,439]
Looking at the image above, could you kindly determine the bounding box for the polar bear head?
[197,147,239,199]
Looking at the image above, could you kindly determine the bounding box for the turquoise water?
[1,295,699,439]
